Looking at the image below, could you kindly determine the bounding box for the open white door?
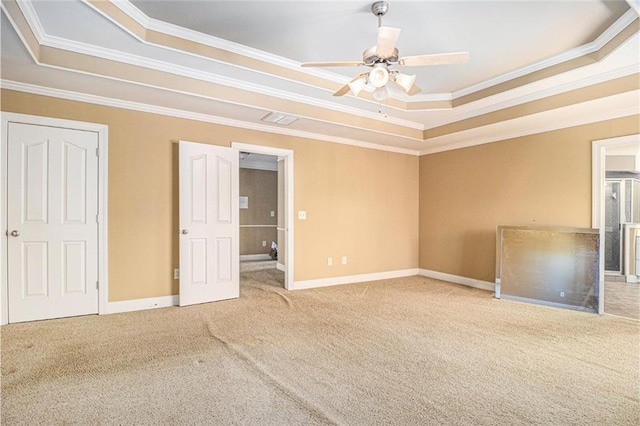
[179,141,239,306]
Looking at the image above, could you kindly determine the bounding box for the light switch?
[298,211,307,220]
[270,211,275,217]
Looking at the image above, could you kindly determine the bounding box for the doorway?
[238,152,282,287]
[1,113,108,325]
[593,134,640,320]
[232,143,294,290]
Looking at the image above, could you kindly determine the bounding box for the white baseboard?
[240,254,272,261]
[292,268,419,291]
[418,268,495,292]
[108,295,179,314]
[276,262,285,272]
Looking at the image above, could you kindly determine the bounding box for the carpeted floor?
[1,273,639,425]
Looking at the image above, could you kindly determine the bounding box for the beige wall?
[419,116,640,283]
[1,90,419,301]
[239,168,277,255]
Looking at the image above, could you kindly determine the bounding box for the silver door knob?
[181,229,189,235]
[10,230,19,237]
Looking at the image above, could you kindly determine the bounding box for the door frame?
[1,113,109,325]
[592,133,639,315]
[232,142,294,290]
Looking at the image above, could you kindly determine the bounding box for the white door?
[179,141,239,306]
[7,123,99,323]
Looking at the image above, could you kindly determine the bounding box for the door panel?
[8,123,99,323]
[179,142,239,306]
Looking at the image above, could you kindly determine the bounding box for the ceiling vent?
[261,112,298,126]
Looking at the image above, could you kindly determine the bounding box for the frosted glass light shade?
[348,77,367,96]
[372,86,389,102]
[394,72,416,93]
[368,64,389,88]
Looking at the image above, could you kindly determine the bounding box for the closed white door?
[179,141,239,306]
[7,123,99,323]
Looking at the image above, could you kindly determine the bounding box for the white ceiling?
[1,0,638,155]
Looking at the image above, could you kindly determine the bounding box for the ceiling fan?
[301,1,469,101]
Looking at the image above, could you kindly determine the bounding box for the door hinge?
[96,214,99,224]
[96,147,100,157]
[96,281,99,290]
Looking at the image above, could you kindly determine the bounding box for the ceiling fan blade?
[407,83,421,96]
[398,52,470,67]
[301,61,364,68]
[375,26,401,59]
[333,84,352,97]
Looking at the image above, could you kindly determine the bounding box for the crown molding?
[101,0,348,87]
[13,0,44,41]
[419,91,639,155]
[1,80,421,156]
[425,64,640,131]
[32,30,423,132]
[12,0,637,122]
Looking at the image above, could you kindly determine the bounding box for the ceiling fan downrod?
[371,1,389,28]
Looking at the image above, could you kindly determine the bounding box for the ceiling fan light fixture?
[393,72,416,93]
[348,77,367,96]
[368,64,389,88]
[372,86,389,102]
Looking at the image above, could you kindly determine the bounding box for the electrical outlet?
[174,269,180,280]
[560,291,565,297]
[342,256,347,265]
[327,257,333,266]
[270,211,275,217]
[262,241,267,247]
[298,211,307,220]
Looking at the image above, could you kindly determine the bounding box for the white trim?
[419,91,639,155]
[108,295,178,314]
[418,269,495,292]
[627,0,640,16]
[592,134,640,315]
[240,159,278,171]
[37,34,421,131]
[13,0,45,42]
[240,254,272,261]
[1,80,419,156]
[292,269,418,291]
[232,143,295,291]
[0,113,108,325]
[106,0,348,85]
[276,262,285,272]
[426,64,640,131]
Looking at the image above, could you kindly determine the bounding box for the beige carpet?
[2,274,639,425]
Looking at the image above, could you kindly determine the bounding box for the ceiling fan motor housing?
[363,46,399,65]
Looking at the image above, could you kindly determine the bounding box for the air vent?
[261,112,298,126]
